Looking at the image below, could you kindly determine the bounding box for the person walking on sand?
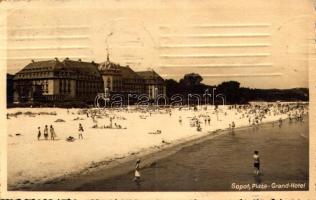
[179,116,182,125]
[78,123,84,139]
[44,125,49,140]
[37,127,41,140]
[50,125,56,140]
[253,151,260,175]
[133,159,141,183]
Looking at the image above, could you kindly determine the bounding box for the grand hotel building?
[12,57,166,104]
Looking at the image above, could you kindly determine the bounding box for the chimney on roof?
[55,57,59,62]
[91,60,95,64]
[65,57,69,61]
[78,58,82,62]
[31,59,35,63]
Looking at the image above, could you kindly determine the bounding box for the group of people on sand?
[37,123,84,141]
[37,125,56,140]
[204,116,211,125]
[173,103,308,136]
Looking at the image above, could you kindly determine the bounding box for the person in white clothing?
[133,159,141,183]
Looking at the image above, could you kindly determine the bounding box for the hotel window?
[68,81,71,93]
[64,80,68,93]
[60,80,63,94]
[45,80,48,93]
[107,78,111,88]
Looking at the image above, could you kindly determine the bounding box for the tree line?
[164,73,309,105]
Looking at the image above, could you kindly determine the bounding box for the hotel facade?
[12,57,166,104]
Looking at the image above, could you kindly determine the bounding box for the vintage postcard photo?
[0,0,315,199]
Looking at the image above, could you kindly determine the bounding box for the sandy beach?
[7,104,306,190]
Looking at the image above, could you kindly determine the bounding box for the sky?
[1,0,313,89]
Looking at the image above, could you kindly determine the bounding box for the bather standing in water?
[278,118,283,128]
[253,151,260,175]
[133,159,141,183]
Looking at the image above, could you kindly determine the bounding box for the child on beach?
[253,151,260,175]
[44,125,49,140]
[78,123,84,139]
[50,125,56,140]
[133,159,141,183]
[37,127,41,140]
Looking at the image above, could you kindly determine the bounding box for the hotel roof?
[14,58,102,80]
